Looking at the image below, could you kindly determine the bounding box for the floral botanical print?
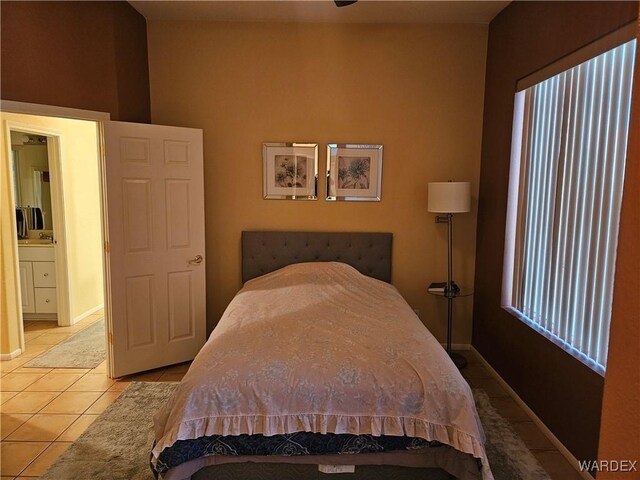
[338,156,370,189]
[275,155,307,187]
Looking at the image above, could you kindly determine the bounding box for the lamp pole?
[435,212,466,368]
[436,213,454,355]
[428,181,471,369]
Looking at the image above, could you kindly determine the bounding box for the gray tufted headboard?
[242,231,392,283]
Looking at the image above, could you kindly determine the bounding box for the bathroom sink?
[18,238,54,245]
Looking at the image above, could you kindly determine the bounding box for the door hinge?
[104,241,110,253]
[108,331,113,345]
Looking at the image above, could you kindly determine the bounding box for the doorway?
[13,130,61,324]
[2,110,107,371]
[2,100,207,379]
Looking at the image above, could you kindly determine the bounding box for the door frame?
[4,121,70,326]
[1,100,111,371]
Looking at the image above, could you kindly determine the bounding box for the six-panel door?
[104,121,206,378]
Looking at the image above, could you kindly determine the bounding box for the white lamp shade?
[428,182,471,213]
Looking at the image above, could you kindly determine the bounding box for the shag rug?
[40,383,551,480]
[24,318,105,368]
[474,391,550,480]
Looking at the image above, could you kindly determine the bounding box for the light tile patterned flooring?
[0,316,583,479]
[0,314,189,479]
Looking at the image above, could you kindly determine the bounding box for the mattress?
[151,262,493,480]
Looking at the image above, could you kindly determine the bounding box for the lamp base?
[449,352,468,369]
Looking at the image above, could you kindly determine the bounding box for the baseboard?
[0,348,22,360]
[471,346,593,480]
[72,303,104,325]
[23,313,58,321]
[441,343,471,351]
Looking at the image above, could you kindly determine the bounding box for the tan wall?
[147,21,488,337]
[1,112,104,354]
[598,9,640,475]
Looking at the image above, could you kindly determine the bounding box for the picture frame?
[263,143,318,200]
[326,144,383,201]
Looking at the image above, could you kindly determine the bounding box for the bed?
[151,231,493,480]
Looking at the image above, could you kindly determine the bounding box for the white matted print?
[326,144,383,201]
[263,143,318,200]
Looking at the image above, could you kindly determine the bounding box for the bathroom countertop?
[18,239,54,246]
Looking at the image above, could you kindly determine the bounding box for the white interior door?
[104,121,206,378]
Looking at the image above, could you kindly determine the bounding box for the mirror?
[11,131,52,231]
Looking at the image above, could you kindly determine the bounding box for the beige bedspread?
[152,262,493,480]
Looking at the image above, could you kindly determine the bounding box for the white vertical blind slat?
[557,68,579,342]
[573,57,595,356]
[580,54,602,358]
[593,47,619,364]
[521,87,540,315]
[585,50,613,362]
[542,75,564,333]
[551,71,573,339]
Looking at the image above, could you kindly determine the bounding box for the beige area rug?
[24,318,105,369]
[40,383,551,480]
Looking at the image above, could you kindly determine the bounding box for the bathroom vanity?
[18,243,57,317]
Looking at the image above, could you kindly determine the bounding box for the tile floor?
[460,355,585,480]
[0,317,584,479]
[0,314,188,479]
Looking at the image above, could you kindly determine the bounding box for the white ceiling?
[129,1,510,25]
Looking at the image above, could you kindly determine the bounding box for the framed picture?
[326,144,383,201]
[263,143,318,200]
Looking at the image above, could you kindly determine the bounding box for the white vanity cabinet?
[19,261,36,313]
[18,246,57,315]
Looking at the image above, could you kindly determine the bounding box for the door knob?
[189,255,203,265]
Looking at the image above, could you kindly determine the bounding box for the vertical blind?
[513,40,636,374]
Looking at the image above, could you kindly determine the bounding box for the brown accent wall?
[1,1,150,122]
[473,1,638,464]
[598,9,640,476]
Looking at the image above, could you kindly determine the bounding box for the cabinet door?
[35,288,57,313]
[19,262,35,313]
[33,262,56,288]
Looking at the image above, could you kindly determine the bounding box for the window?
[503,40,636,375]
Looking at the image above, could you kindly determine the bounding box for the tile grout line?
[2,318,109,478]
[469,347,593,480]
